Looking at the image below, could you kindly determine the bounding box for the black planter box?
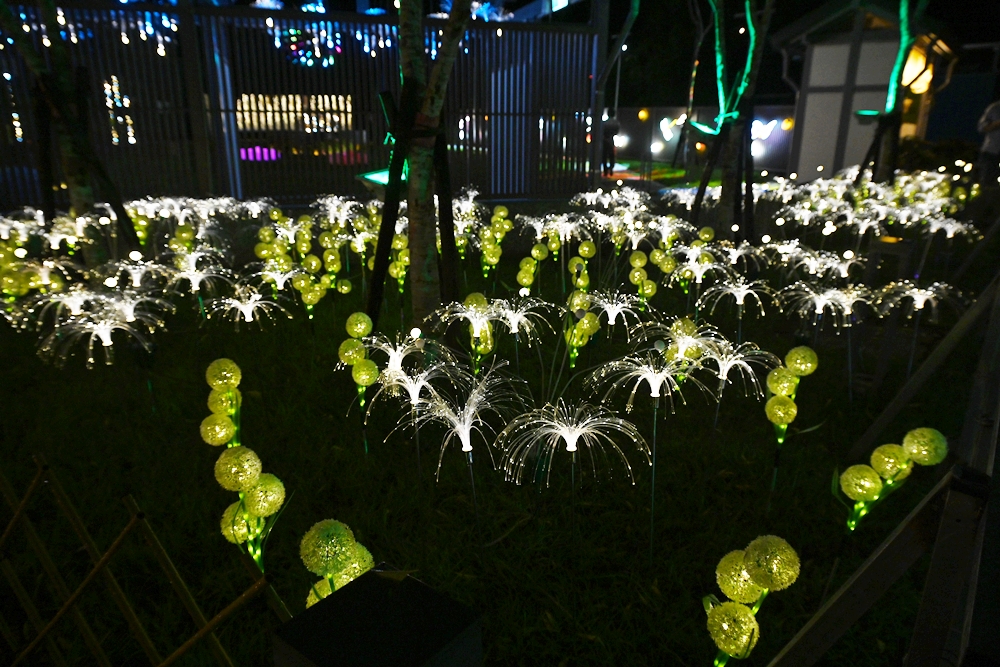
[273,567,482,667]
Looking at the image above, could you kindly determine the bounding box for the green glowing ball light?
[244,473,286,517]
[840,464,883,501]
[214,446,262,492]
[206,358,242,390]
[707,601,759,658]
[338,338,367,366]
[352,359,380,387]
[766,367,799,397]
[765,395,797,426]
[345,312,373,338]
[207,388,241,416]
[743,535,800,591]
[870,444,913,481]
[300,520,357,577]
[200,414,236,446]
[716,550,765,604]
[903,427,948,466]
[784,347,818,376]
[220,502,255,544]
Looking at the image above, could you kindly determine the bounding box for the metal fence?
[0,3,597,209]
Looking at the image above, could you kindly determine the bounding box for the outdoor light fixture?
[781,118,793,131]
[651,141,665,153]
[613,134,629,148]
[750,141,765,158]
[660,119,675,141]
[637,108,649,121]
[750,119,776,141]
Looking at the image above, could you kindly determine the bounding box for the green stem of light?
[885,0,912,113]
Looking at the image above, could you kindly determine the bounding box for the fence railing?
[0,3,597,209]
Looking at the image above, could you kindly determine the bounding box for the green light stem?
[230,388,242,448]
[714,650,731,667]
[773,423,787,446]
[885,1,911,113]
[750,588,769,614]
[706,0,727,123]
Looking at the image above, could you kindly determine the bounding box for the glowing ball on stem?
[579,240,596,258]
[338,338,367,365]
[870,444,913,481]
[743,535,800,591]
[300,520,357,577]
[707,601,759,658]
[214,446,262,492]
[765,395,797,425]
[352,358,380,406]
[208,387,241,415]
[346,312,373,338]
[716,550,765,604]
[784,346,818,376]
[206,358,242,390]
[244,473,285,517]
[840,465,883,501]
[200,414,236,446]
[903,427,948,465]
[220,502,258,544]
[766,367,799,397]
[698,226,715,242]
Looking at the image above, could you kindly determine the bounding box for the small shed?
[772,0,954,179]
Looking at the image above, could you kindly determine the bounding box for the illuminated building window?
[236,94,353,133]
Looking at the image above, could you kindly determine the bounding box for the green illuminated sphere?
[658,256,677,274]
[568,290,591,311]
[765,396,797,426]
[784,347,818,376]
[244,474,285,517]
[580,312,601,335]
[650,248,666,265]
[698,226,715,242]
[579,240,596,258]
[220,502,254,544]
[352,359,380,387]
[743,535,800,591]
[338,338,367,366]
[628,267,647,285]
[640,279,657,298]
[573,271,590,289]
[840,464,883,501]
[207,388,241,416]
[902,427,948,466]
[206,358,242,390]
[516,269,534,287]
[716,550,765,604]
[519,257,537,271]
[707,601,759,658]
[464,292,488,309]
[493,204,509,219]
[258,226,276,243]
[302,254,322,274]
[671,317,697,337]
[472,323,495,355]
[567,256,586,275]
[336,279,352,294]
[305,578,332,608]
[214,446,262,492]
[766,367,799,397]
[332,542,375,590]
[346,312,373,338]
[629,250,648,268]
[531,244,549,261]
[300,520,357,577]
[200,414,236,446]
[870,444,912,481]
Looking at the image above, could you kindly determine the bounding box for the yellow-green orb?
[346,312,373,338]
[840,464,883,501]
[531,244,549,261]
[463,292,488,309]
[707,601,759,658]
[629,250,648,268]
[244,474,285,517]
[214,446,262,492]
[200,414,236,446]
[785,346,818,376]
[220,502,256,544]
[338,338,367,366]
[579,240,596,258]
[336,279,352,294]
[870,444,912,481]
[640,279,657,298]
[331,542,375,590]
[716,550,765,604]
[765,395,797,425]
[766,367,799,397]
[902,427,948,466]
[743,535,800,591]
[698,226,715,242]
[300,520,357,577]
[352,359,379,387]
[207,388,241,416]
[206,358,242,390]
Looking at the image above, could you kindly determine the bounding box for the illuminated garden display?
[0,158,989,662]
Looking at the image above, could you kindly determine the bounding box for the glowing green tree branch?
[884,0,929,114]
[690,0,759,136]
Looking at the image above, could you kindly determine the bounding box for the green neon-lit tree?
[871,0,929,182]
[689,0,775,233]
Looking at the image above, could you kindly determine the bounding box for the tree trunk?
[408,144,440,323]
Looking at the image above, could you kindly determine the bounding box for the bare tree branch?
[421,0,472,120]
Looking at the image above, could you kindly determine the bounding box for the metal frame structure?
[0,454,284,666]
[0,2,597,208]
